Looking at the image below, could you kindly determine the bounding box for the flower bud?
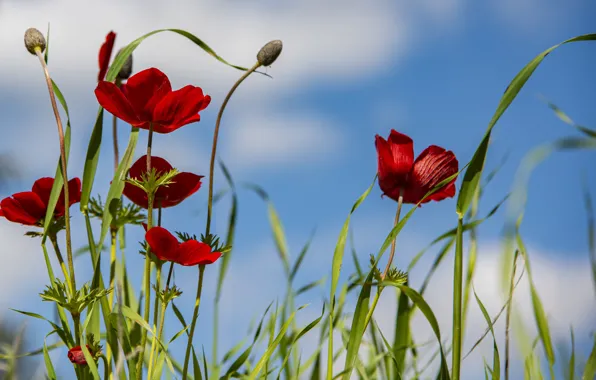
[257,40,282,67]
[24,28,46,55]
[116,48,133,80]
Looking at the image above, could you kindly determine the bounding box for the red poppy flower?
[68,345,92,365]
[122,155,203,209]
[375,130,458,204]
[0,177,81,226]
[98,31,116,82]
[95,68,211,134]
[145,226,221,266]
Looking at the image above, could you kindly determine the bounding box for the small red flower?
[375,130,458,204]
[68,345,91,365]
[98,31,116,82]
[145,226,221,266]
[95,68,211,134]
[0,177,81,226]
[122,155,203,209]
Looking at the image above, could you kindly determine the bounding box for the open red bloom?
[95,68,211,134]
[98,31,116,82]
[68,345,91,365]
[0,177,81,226]
[375,130,458,204]
[145,226,221,266]
[122,155,203,209]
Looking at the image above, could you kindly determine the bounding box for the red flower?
[122,155,203,209]
[95,68,211,134]
[68,345,91,365]
[0,178,81,226]
[375,130,458,204]
[98,31,116,82]
[145,226,221,266]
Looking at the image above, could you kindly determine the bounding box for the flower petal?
[156,172,203,208]
[128,155,173,180]
[152,87,210,133]
[98,31,116,81]
[175,240,220,266]
[55,178,83,216]
[408,145,458,204]
[95,82,140,125]
[145,227,180,262]
[32,177,55,207]
[0,192,45,225]
[124,68,172,119]
[375,130,413,196]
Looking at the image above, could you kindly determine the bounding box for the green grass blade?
[215,160,238,301]
[95,128,139,254]
[581,180,596,296]
[248,305,304,379]
[43,331,57,380]
[516,223,555,379]
[456,33,596,217]
[44,23,50,64]
[327,175,377,380]
[582,334,596,380]
[473,287,500,380]
[568,327,575,380]
[541,97,596,138]
[41,80,72,243]
[290,229,317,283]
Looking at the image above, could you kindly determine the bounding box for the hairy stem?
[136,124,155,379]
[35,49,75,293]
[182,265,206,380]
[205,62,261,236]
[382,192,404,279]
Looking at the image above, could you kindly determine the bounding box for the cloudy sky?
[0,0,595,378]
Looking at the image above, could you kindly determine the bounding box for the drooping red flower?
[122,155,203,209]
[68,345,92,365]
[98,31,116,82]
[0,177,82,226]
[375,130,458,204]
[145,226,221,266]
[95,68,211,134]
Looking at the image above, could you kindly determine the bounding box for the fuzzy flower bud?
[116,48,133,80]
[257,40,282,67]
[24,28,46,55]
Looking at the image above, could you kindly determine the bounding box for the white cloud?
[0,223,59,309]
[224,111,343,169]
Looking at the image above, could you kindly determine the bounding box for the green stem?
[112,79,121,173]
[35,49,75,293]
[136,124,155,379]
[381,192,404,280]
[147,263,163,378]
[182,265,206,380]
[73,313,81,347]
[451,218,464,380]
[108,229,118,309]
[504,251,519,380]
[100,354,110,380]
[49,234,74,295]
[205,62,261,236]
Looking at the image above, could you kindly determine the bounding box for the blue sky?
[0,0,595,378]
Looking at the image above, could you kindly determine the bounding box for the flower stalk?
[34,46,76,296]
[182,264,206,380]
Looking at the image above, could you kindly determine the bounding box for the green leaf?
[456,33,596,217]
[582,334,596,380]
[541,97,596,138]
[290,229,316,283]
[473,287,500,380]
[327,175,377,379]
[43,331,57,380]
[247,305,304,379]
[81,343,101,380]
[342,272,373,380]
[216,159,238,302]
[95,128,139,254]
[41,80,72,243]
